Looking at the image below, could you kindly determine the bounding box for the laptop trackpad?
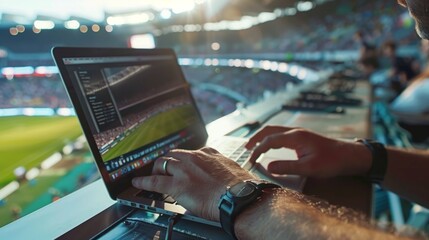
[250,148,306,191]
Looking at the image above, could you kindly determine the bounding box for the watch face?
[229,182,257,198]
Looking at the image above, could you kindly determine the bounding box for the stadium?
[0,0,428,237]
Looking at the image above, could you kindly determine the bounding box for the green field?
[102,105,197,161]
[0,116,82,188]
[0,160,96,227]
[0,174,60,227]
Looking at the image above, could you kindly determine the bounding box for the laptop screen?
[59,52,206,184]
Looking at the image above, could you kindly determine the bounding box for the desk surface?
[264,80,372,214]
[0,80,373,239]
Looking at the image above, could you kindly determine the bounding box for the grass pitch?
[102,105,198,161]
[0,116,82,188]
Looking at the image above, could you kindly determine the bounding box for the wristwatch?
[218,179,281,239]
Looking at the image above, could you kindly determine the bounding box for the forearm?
[381,147,429,208]
[342,140,429,208]
[235,189,405,240]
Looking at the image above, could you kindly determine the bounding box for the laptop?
[52,47,305,226]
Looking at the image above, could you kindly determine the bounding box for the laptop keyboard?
[210,138,251,166]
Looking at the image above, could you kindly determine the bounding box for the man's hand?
[245,125,372,178]
[132,147,256,221]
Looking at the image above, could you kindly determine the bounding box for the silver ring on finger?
[162,157,172,176]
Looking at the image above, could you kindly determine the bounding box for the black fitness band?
[356,138,388,184]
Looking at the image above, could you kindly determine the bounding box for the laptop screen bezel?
[52,47,208,199]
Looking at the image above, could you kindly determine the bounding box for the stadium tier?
[0,64,305,122]
[157,0,418,55]
[0,1,417,58]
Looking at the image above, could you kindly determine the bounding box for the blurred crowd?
[0,76,71,108]
[168,0,417,55]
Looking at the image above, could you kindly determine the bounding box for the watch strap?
[356,139,388,184]
[219,199,238,239]
[218,180,281,239]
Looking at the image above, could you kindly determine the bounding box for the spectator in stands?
[381,40,418,95]
[354,31,381,79]
[391,65,429,142]
[389,39,429,143]
[132,0,429,239]
[355,31,378,63]
[358,54,380,77]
